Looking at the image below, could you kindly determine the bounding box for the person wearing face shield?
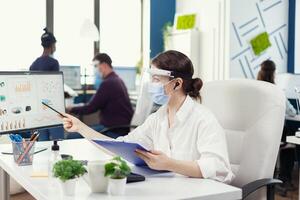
[61,50,234,183]
[30,28,59,71]
[67,53,134,138]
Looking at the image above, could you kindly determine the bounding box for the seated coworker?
[30,28,59,71]
[257,60,296,117]
[68,53,134,137]
[29,28,63,141]
[62,50,234,183]
[257,60,297,189]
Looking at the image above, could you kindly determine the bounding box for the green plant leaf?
[53,159,86,182]
[104,156,131,179]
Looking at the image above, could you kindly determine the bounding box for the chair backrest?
[201,80,285,187]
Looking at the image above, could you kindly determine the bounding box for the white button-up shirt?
[117,96,234,183]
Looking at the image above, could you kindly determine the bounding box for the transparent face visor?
[146,68,175,83]
[138,67,175,93]
[134,67,174,114]
[91,60,100,67]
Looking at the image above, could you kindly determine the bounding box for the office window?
[99,0,142,67]
[54,0,94,83]
[0,0,46,71]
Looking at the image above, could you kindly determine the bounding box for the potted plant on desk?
[105,156,131,195]
[53,159,86,196]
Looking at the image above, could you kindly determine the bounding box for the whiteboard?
[0,72,65,134]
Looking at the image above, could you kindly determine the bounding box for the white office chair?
[201,79,286,200]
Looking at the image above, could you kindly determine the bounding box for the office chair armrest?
[100,125,138,133]
[242,178,282,200]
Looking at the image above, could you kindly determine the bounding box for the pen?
[30,132,38,141]
[9,134,23,142]
[22,138,29,163]
[17,133,40,164]
[9,134,24,157]
[33,148,47,155]
[41,102,65,118]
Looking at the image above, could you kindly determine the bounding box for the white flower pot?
[108,177,127,195]
[60,178,77,196]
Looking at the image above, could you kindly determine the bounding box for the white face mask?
[94,67,103,78]
[94,67,103,90]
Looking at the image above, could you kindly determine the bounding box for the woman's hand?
[62,113,83,132]
[135,149,173,171]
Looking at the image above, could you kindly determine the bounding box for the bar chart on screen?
[0,118,25,131]
[15,81,31,93]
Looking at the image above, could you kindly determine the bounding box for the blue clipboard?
[92,140,149,166]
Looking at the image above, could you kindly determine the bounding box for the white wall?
[176,0,230,81]
[177,0,289,80]
[230,0,289,78]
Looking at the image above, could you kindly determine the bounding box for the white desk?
[286,136,300,200]
[0,139,242,200]
[286,115,300,122]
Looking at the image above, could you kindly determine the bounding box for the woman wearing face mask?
[62,50,234,183]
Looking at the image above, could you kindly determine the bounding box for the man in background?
[30,28,59,71]
[67,53,134,138]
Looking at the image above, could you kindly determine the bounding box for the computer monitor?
[114,67,137,91]
[0,71,65,134]
[60,66,81,89]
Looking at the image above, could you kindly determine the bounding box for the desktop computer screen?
[0,72,65,134]
[114,67,137,91]
[60,66,81,89]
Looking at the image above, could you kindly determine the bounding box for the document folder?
[92,140,149,166]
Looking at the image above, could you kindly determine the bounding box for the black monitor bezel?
[0,71,65,135]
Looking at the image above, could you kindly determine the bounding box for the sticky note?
[176,14,196,30]
[30,171,48,178]
[250,32,271,56]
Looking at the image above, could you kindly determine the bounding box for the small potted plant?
[105,156,131,195]
[53,159,86,196]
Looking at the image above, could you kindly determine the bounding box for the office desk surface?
[287,136,300,145]
[0,139,241,200]
[286,115,300,122]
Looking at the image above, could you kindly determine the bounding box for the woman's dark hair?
[151,50,203,100]
[257,60,276,84]
[41,28,56,48]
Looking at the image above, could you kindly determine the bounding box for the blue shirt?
[28,55,63,141]
[30,55,59,71]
